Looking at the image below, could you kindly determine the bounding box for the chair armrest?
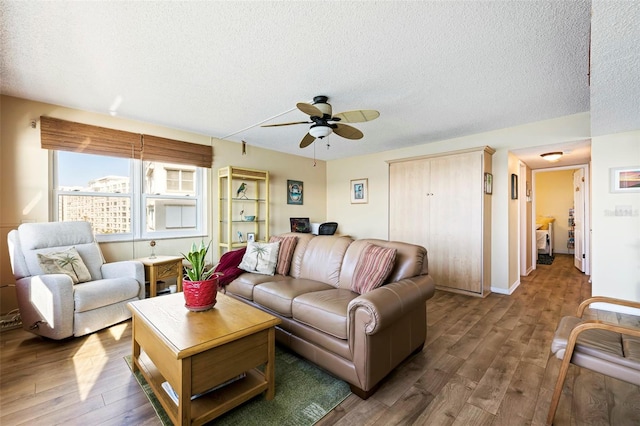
[347,275,435,335]
[101,261,145,298]
[15,274,75,339]
[577,296,640,317]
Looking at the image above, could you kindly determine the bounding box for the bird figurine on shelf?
[236,182,248,199]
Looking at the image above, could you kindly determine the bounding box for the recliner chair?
[7,221,145,339]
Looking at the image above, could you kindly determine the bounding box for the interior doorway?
[530,164,590,275]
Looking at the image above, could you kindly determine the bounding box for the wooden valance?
[141,134,213,169]
[40,116,141,159]
[40,117,213,168]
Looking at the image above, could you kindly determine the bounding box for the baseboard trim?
[491,279,521,295]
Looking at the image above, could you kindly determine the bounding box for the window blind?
[141,134,213,168]
[40,116,141,159]
[40,116,213,168]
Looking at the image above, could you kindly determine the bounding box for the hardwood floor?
[2,254,639,425]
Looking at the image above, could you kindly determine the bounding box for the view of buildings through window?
[56,151,202,238]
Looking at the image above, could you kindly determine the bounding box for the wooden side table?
[136,255,183,297]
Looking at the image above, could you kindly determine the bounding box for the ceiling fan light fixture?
[309,125,332,139]
[541,151,563,162]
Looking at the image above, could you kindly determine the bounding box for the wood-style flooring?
[2,254,639,425]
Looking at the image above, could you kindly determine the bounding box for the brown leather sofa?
[223,233,436,398]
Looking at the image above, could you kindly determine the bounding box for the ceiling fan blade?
[299,133,316,148]
[297,102,323,117]
[333,123,364,140]
[332,110,380,123]
[261,121,310,127]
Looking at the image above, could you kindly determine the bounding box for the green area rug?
[125,346,350,425]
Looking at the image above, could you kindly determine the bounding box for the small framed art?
[611,166,640,193]
[350,178,368,204]
[287,180,303,205]
[247,232,256,243]
[511,174,518,199]
[484,173,493,194]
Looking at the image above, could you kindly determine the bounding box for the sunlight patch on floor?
[108,322,128,340]
[73,333,107,400]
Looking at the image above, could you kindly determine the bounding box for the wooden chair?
[547,296,640,425]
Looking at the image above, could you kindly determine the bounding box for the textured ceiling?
[1,1,637,165]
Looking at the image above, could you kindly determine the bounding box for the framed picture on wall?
[484,173,493,194]
[287,180,303,205]
[611,166,640,193]
[511,174,518,199]
[350,178,368,204]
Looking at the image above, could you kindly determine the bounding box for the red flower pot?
[183,278,218,311]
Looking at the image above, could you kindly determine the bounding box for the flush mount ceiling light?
[541,151,563,162]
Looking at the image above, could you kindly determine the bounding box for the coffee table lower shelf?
[135,352,268,425]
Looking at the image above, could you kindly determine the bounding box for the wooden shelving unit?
[217,166,269,257]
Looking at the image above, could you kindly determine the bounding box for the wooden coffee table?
[128,292,281,426]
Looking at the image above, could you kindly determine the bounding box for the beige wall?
[328,113,592,293]
[535,169,576,254]
[1,95,327,314]
[591,130,640,310]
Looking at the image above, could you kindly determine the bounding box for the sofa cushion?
[350,243,397,294]
[298,236,353,287]
[292,289,358,340]
[239,241,280,275]
[253,278,334,317]
[74,277,141,313]
[269,235,298,275]
[37,247,92,284]
[225,273,289,300]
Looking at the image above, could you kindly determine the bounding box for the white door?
[573,169,585,272]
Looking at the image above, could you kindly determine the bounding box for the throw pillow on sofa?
[269,235,298,275]
[350,243,397,294]
[239,241,281,275]
[37,246,92,284]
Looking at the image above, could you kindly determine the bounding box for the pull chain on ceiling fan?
[261,95,379,149]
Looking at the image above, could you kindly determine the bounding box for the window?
[54,152,206,241]
[142,162,200,234]
[165,168,195,192]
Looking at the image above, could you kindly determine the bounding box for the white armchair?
[7,221,145,339]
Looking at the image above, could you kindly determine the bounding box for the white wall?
[327,113,592,292]
[591,130,640,312]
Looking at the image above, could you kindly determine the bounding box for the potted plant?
[181,240,221,311]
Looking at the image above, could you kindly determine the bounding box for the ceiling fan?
[261,95,380,148]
